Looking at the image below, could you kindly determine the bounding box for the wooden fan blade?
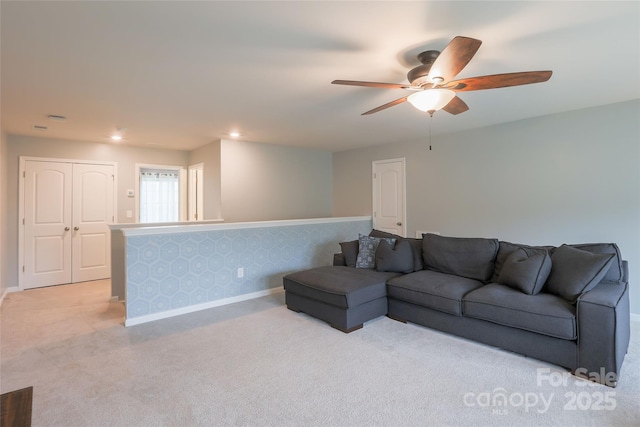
[442,96,469,115]
[332,80,413,90]
[362,96,408,115]
[445,71,552,91]
[428,36,482,83]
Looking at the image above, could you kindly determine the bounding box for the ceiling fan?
[332,36,552,116]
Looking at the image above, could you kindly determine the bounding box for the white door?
[23,161,73,289]
[372,159,406,237]
[22,160,115,289]
[72,163,114,282]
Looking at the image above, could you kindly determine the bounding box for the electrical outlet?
[237,267,244,278]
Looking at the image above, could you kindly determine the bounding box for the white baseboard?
[631,313,640,324]
[124,287,284,327]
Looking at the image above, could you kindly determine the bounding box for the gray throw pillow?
[497,247,552,295]
[545,244,615,303]
[422,234,499,282]
[370,229,423,271]
[491,241,556,282]
[356,234,396,269]
[376,240,414,273]
[568,243,623,284]
[339,240,359,268]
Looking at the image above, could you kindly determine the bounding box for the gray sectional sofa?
[283,230,630,387]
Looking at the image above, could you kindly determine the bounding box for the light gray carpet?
[1,280,639,426]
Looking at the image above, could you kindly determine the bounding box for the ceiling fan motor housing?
[407,50,440,87]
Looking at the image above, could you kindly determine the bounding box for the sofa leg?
[387,314,407,324]
[331,324,363,333]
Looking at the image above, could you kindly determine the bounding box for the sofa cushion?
[492,241,556,282]
[376,240,414,274]
[463,283,577,340]
[355,234,396,269]
[422,234,498,282]
[339,240,359,268]
[545,244,615,303]
[497,247,552,295]
[283,266,400,309]
[370,229,423,271]
[567,243,624,284]
[386,270,485,316]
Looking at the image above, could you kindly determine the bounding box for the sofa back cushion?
[497,247,552,295]
[339,240,359,267]
[422,234,499,282]
[369,229,423,271]
[544,244,615,303]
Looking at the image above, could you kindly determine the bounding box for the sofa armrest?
[333,253,347,266]
[576,280,630,386]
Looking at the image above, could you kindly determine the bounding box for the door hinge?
[22,266,25,272]
[373,173,377,179]
[23,171,25,178]
[22,218,25,225]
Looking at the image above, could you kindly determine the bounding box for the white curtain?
[139,170,179,223]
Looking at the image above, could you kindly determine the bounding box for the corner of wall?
[0,132,8,294]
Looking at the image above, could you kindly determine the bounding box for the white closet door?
[23,161,73,289]
[72,163,114,283]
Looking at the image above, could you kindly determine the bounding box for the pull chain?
[428,110,434,150]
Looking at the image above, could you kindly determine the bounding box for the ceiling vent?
[33,125,48,131]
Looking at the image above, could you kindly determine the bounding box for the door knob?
[64,227,70,231]
[396,222,402,226]
[74,226,80,231]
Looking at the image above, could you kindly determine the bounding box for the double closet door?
[22,160,115,289]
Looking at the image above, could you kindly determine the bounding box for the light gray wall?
[1,132,8,295]
[333,100,640,315]
[5,135,191,287]
[188,141,222,220]
[221,139,333,222]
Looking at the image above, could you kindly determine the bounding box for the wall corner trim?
[0,286,21,306]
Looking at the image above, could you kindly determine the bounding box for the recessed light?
[48,115,67,121]
[111,135,122,141]
[229,131,241,138]
[33,125,48,131]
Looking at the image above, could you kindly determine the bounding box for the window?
[136,164,186,223]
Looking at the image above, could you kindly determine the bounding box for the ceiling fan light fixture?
[407,89,456,113]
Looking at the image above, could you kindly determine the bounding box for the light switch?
[127,189,135,197]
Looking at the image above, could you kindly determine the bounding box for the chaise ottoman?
[283,266,402,333]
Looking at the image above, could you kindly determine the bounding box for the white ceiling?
[1,1,639,152]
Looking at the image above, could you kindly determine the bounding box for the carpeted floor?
[1,280,639,426]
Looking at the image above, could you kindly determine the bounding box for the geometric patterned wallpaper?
[125,218,372,322]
